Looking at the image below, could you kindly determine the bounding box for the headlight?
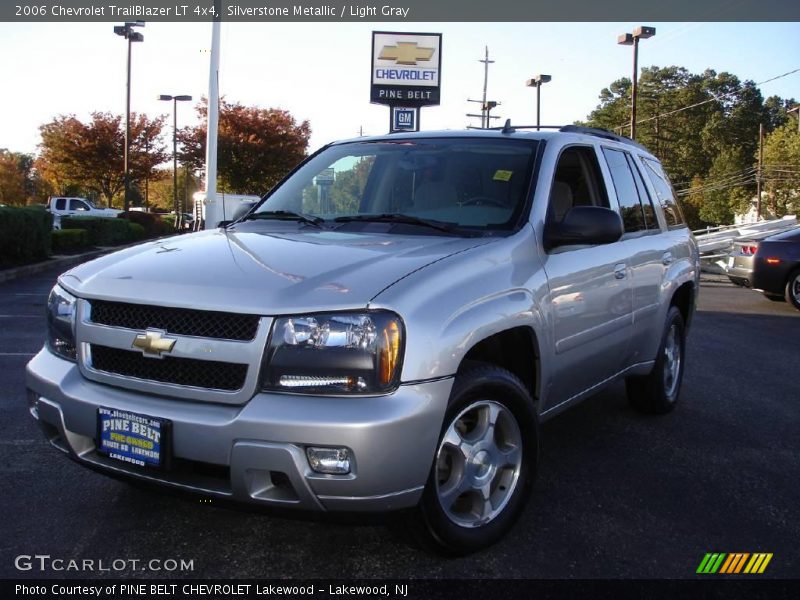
[46,284,77,361]
[263,311,404,394]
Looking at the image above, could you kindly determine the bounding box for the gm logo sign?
[392,107,418,131]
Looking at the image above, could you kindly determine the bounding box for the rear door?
[600,147,670,364]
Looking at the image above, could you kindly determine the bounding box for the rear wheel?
[785,269,800,311]
[626,306,686,414]
[412,365,537,555]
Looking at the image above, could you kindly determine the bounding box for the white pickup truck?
[48,197,122,229]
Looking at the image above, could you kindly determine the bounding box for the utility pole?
[467,47,496,128]
[479,46,493,128]
[756,122,764,220]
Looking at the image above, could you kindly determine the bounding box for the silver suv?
[27,125,699,554]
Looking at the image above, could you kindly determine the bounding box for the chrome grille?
[89,344,248,392]
[89,300,260,341]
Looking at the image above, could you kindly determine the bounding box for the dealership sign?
[371,31,442,107]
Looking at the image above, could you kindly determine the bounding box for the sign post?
[371,31,442,132]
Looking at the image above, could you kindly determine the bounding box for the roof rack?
[559,125,646,150]
[492,121,647,150]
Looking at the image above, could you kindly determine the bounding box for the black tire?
[785,268,800,311]
[763,293,786,303]
[411,364,538,555]
[626,306,686,415]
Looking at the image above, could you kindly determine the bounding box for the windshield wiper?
[334,213,461,234]
[241,210,323,228]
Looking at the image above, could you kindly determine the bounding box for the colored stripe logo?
[696,553,773,574]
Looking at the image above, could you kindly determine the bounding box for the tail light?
[741,244,758,255]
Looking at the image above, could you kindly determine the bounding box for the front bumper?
[26,349,451,512]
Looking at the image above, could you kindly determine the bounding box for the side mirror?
[545,206,623,249]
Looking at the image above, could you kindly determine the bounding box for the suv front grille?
[90,344,248,391]
[89,300,260,341]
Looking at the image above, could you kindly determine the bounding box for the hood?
[60,228,490,315]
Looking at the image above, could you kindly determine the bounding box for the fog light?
[306,446,351,474]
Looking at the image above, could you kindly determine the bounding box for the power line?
[613,67,800,130]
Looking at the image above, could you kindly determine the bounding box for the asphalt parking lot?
[1,264,798,580]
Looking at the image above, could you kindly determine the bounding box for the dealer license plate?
[97,407,169,468]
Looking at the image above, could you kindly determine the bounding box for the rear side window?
[602,148,647,233]
[55,198,66,211]
[641,158,686,228]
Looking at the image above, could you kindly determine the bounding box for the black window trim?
[600,145,651,237]
[638,155,688,231]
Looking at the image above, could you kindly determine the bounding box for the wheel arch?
[458,326,541,409]
[670,280,696,330]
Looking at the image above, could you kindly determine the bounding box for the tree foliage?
[587,66,797,227]
[0,150,28,205]
[37,112,167,207]
[178,99,311,196]
[760,122,800,218]
[145,167,201,212]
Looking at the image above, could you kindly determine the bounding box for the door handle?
[662,252,674,266]
[614,263,626,280]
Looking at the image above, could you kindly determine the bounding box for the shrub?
[61,216,131,246]
[118,211,160,238]
[128,222,147,241]
[52,229,89,253]
[0,206,53,267]
[160,214,177,231]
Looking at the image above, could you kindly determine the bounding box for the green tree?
[178,99,311,195]
[146,167,201,212]
[587,65,795,225]
[760,122,800,218]
[37,112,167,207]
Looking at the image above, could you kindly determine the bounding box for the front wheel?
[785,269,800,311]
[412,365,538,555]
[626,306,686,414]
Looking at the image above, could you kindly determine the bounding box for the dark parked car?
[726,227,800,309]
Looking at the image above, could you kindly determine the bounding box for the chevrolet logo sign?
[378,42,435,65]
[132,329,176,358]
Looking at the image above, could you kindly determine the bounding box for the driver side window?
[547,146,609,225]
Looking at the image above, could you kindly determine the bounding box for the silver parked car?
[27,125,699,554]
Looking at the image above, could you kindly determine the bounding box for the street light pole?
[617,26,655,141]
[159,95,193,229]
[114,21,144,212]
[526,75,552,130]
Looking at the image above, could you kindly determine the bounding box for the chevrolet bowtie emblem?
[378,42,435,65]
[132,330,176,358]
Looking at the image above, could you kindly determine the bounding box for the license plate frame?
[96,407,171,469]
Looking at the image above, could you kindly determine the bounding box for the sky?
[1,21,798,159]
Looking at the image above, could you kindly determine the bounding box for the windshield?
[252,138,539,233]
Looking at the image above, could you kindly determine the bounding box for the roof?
[333,123,651,154]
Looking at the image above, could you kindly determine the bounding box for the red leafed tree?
[38,112,167,207]
[178,99,311,195]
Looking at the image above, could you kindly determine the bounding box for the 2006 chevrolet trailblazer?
[26,125,698,553]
